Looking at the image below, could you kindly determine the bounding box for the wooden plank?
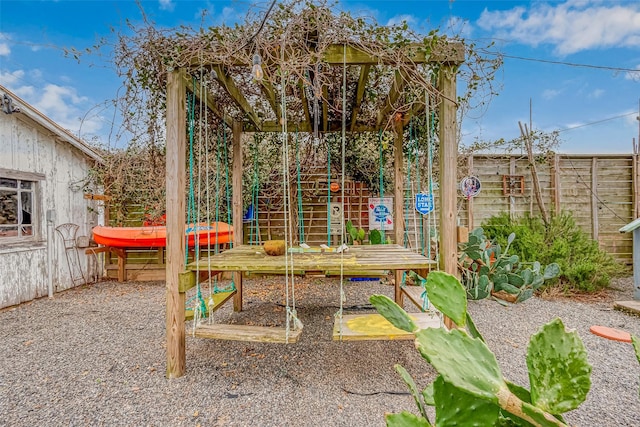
[332,312,440,341]
[614,300,640,315]
[212,65,262,131]
[187,244,436,272]
[592,157,599,240]
[321,42,465,65]
[232,121,244,312]
[165,68,187,378]
[467,155,474,229]
[84,193,111,201]
[193,323,302,343]
[377,70,409,129]
[350,65,371,131]
[298,78,312,132]
[185,290,236,321]
[183,75,233,129]
[438,65,457,330]
[402,285,429,311]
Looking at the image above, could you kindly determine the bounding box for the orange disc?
[330,182,340,192]
[589,325,632,343]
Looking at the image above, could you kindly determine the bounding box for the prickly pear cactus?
[385,411,431,427]
[459,228,560,302]
[526,318,591,414]
[424,271,467,327]
[414,327,507,401]
[433,375,500,426]
[631,335,639,398]
[369,295,417,333]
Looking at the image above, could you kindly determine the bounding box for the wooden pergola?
[164,42,464,378]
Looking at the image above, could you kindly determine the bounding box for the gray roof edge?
[1,84,104,164]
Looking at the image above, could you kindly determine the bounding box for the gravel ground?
[1,275,639,427]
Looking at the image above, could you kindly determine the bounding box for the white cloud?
[589,89,604,99]
[542,88,561,100]
[0,69,25,87]
[0,32,11,56]
[386,14,416,27]
[477,0,640,55]
[159,0,174,12]
[443,16,473,38]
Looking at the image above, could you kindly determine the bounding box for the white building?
[0,85,103,309]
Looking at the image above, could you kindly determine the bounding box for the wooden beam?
[232,120,244,312]
[591,157,599,241]
[257,121,380,133]
[298,78,312,132]
[195,42,465,68]
[165,69,187,378]
[350,65,371,131]
[259,74,281,123]
[377,70,409,129]
[551,153,561,214]
[322,85,329,132]
[394,120,404,306]
[183,74,233,129]
[322,42,464,65]
[212,65,262,131]
[438,65,458,330]
[467,155,474,229]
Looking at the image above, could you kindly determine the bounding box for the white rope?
[335,43,347,340]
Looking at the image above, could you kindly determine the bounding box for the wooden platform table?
[183,244,437,308]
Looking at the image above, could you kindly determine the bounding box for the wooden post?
[591,157,599,241]
[232,120,244,312]
[393,119,405,305]
[467,155,474,229]
[438,65,458,329]
[165,69,187,378]
[551,154,561,214]
[633,154,639,219]
[509,156,516,218]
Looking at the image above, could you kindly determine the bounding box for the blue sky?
[1,0,639,153]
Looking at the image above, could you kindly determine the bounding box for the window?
[0,177,35,239]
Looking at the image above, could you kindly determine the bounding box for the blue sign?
[415,193,434,215]
[373,204,390,222]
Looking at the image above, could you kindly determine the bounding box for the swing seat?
[185,289,236,321]
[332,312,440,341]
[402,285,429,311]
[193,323,302,343]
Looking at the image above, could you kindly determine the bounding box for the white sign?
[368,197,394,230]
[329,202,343,235]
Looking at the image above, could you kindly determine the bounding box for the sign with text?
[368,197,393,230]
[415,193,435,215]
[329,202,343,235]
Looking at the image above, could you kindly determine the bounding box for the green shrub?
[481,211,623,292]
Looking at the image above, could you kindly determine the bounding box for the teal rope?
[378,130,385,242]
[250,137,260,245]
[186,84,206,315]
[427,109,436,260]
[327,137,331,246]
[404,121,412,248]
[296,129,305,243]
[223,127,232,244]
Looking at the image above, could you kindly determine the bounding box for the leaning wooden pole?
[166,69,187,378]
[438,65,458,329]
[232,120,244,312]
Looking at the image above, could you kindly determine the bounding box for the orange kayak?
[91,222,233,248]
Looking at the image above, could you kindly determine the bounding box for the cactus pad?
[526,318,591,414]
